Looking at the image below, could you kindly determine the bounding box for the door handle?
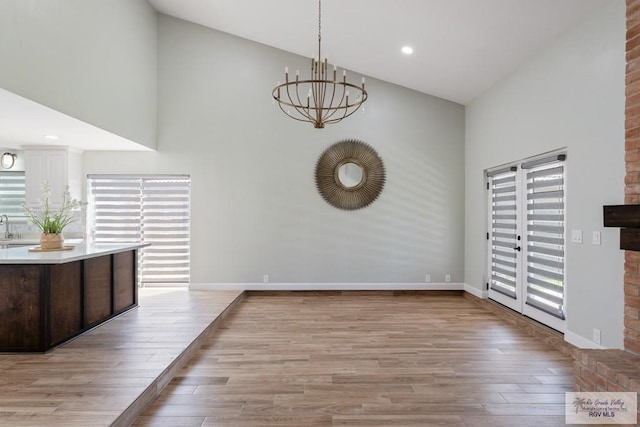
[513,246,521,251]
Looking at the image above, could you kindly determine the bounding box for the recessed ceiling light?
[44,135,59,140]
[401,46,414,55]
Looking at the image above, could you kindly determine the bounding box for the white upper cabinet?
[23,146,82,208]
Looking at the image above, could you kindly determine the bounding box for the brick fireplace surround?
[573,0,640,410]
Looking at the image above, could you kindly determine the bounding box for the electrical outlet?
[263,274,269,283]
[425,274,431,283]
[593,328,601,345]
[445,274,451,283]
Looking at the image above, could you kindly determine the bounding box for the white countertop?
[0,242,148,264]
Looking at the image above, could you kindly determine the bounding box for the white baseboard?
[189,282,465,291]
[464,283,488,299]
[564,330,606,349]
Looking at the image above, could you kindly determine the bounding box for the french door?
[487,153,566,332]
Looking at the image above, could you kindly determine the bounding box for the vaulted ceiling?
[148,0,609,105]
[0,0,612,151]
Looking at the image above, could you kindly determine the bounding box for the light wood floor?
[0,288,243,427]
[135,291,574,427]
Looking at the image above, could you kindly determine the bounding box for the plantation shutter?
[0,171,26,217]
[88,175,190,286]
[523,155,565,319]
[488,167,518,299]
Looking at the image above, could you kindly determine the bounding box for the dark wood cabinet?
[0,249,138,352]
[85,255,113,327]
[50,262,83,345]
[0,265,42,350]
[114,250,136,313]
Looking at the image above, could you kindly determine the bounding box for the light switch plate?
[571,229,583,244]
[593,231,601,245]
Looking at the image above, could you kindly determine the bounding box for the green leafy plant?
[23,181,85,234]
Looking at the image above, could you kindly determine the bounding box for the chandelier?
[271,0,368,129]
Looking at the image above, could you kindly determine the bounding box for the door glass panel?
[525,163,565,319]
[489,171,518,299]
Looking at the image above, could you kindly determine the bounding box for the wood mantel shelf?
[603,205,640,251]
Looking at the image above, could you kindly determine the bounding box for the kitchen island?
[0,242,147,352]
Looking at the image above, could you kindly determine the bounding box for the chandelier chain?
[318,0,321,43]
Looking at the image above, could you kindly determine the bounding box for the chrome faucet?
[0,215,9,238]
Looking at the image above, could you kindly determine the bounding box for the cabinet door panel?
[0,266,42,350]
[46,151,68,205]
[114,251,135,312]
[24,148,69,208]
[50,262,83,345]
[24,151,46,207]
[85,256,112,326]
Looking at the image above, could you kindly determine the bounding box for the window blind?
[524,161,565,319]
[88,175,190,286]
[0,171,26,218]
[489,169,518,299]
[140,178,190,284]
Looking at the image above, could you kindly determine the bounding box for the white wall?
[83,14,465,285]
[0,0,157,149]
[465,1,625,348]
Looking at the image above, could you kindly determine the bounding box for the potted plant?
[23,181,85,250]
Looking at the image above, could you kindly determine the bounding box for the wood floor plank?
[0,291,577,426]
[333,414,465,427]
[0,288,244,427]
[461,415,568,427]
[134,292,575,426]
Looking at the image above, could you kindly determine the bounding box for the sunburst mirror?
[315,139,385,210]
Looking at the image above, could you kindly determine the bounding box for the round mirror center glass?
[337,162,364,188]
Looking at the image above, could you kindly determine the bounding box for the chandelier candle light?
[272,0,368,128]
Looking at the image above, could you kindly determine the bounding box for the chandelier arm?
[324,100,365,122]
[285,82,315,122]
[319,59,328,109]
[320,82,341,122]
[291,82,310,118]
[276,100,316,124]
[316,79,326,126]
[321,81,349,121]
[322,63,342,121]
[314,74,321,119]
[312,78,324,126]
[322,90,368,124]
[323,101,366,124]
[323,82,368,111]
[275,90,314,123]
[273,79,318,120]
